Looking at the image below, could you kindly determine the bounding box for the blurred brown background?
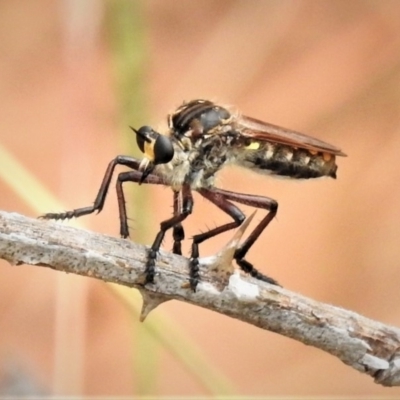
[1,0,400,397]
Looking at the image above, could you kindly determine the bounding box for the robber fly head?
[131,126,174,183]
[168,99,233,144]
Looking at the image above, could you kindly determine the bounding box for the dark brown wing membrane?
[238,115,347,156]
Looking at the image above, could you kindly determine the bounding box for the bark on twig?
[0,211,400,386]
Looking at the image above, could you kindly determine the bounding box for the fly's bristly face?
[132,125,175,183]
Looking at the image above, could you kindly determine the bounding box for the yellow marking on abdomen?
[245,141,260,150]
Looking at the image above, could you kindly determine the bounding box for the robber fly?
[42,99,346,290]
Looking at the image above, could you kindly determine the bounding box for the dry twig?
[0,211,400,386]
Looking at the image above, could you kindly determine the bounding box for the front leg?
[116,170,166,237]
[40,156,142,223]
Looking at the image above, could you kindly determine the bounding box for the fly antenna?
[130,126,151,143]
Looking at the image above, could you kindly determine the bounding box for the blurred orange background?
[1,0,400,397]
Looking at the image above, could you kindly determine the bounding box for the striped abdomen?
[234,141,338,179]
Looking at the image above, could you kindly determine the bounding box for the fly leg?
[41,155,166,239]
[142,184,193,285]
[192,187,279,290]
[209,187,279,284]
[189,188,245,290]
[40,155,142,225]
[172,191,185,255]
[40,153,190,286]
[115,170,166,237]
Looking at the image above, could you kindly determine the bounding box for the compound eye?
[154,135,174,164]
[135,126,153,153]
[132,125,174,164]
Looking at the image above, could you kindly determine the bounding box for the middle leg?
[117,173,191,285]
[172,191,185,255]
[142,183,193,285]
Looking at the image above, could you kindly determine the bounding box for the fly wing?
[238,115,347,156]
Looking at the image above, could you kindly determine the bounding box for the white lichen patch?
[196,281,221,295]
[199,255,221,267]
[228,271,259,301]
[393,358,400,368]
[361,354,389,370]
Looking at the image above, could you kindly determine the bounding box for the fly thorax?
[187,134,231,183]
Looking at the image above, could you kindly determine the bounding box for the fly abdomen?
[238,143,338,179]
